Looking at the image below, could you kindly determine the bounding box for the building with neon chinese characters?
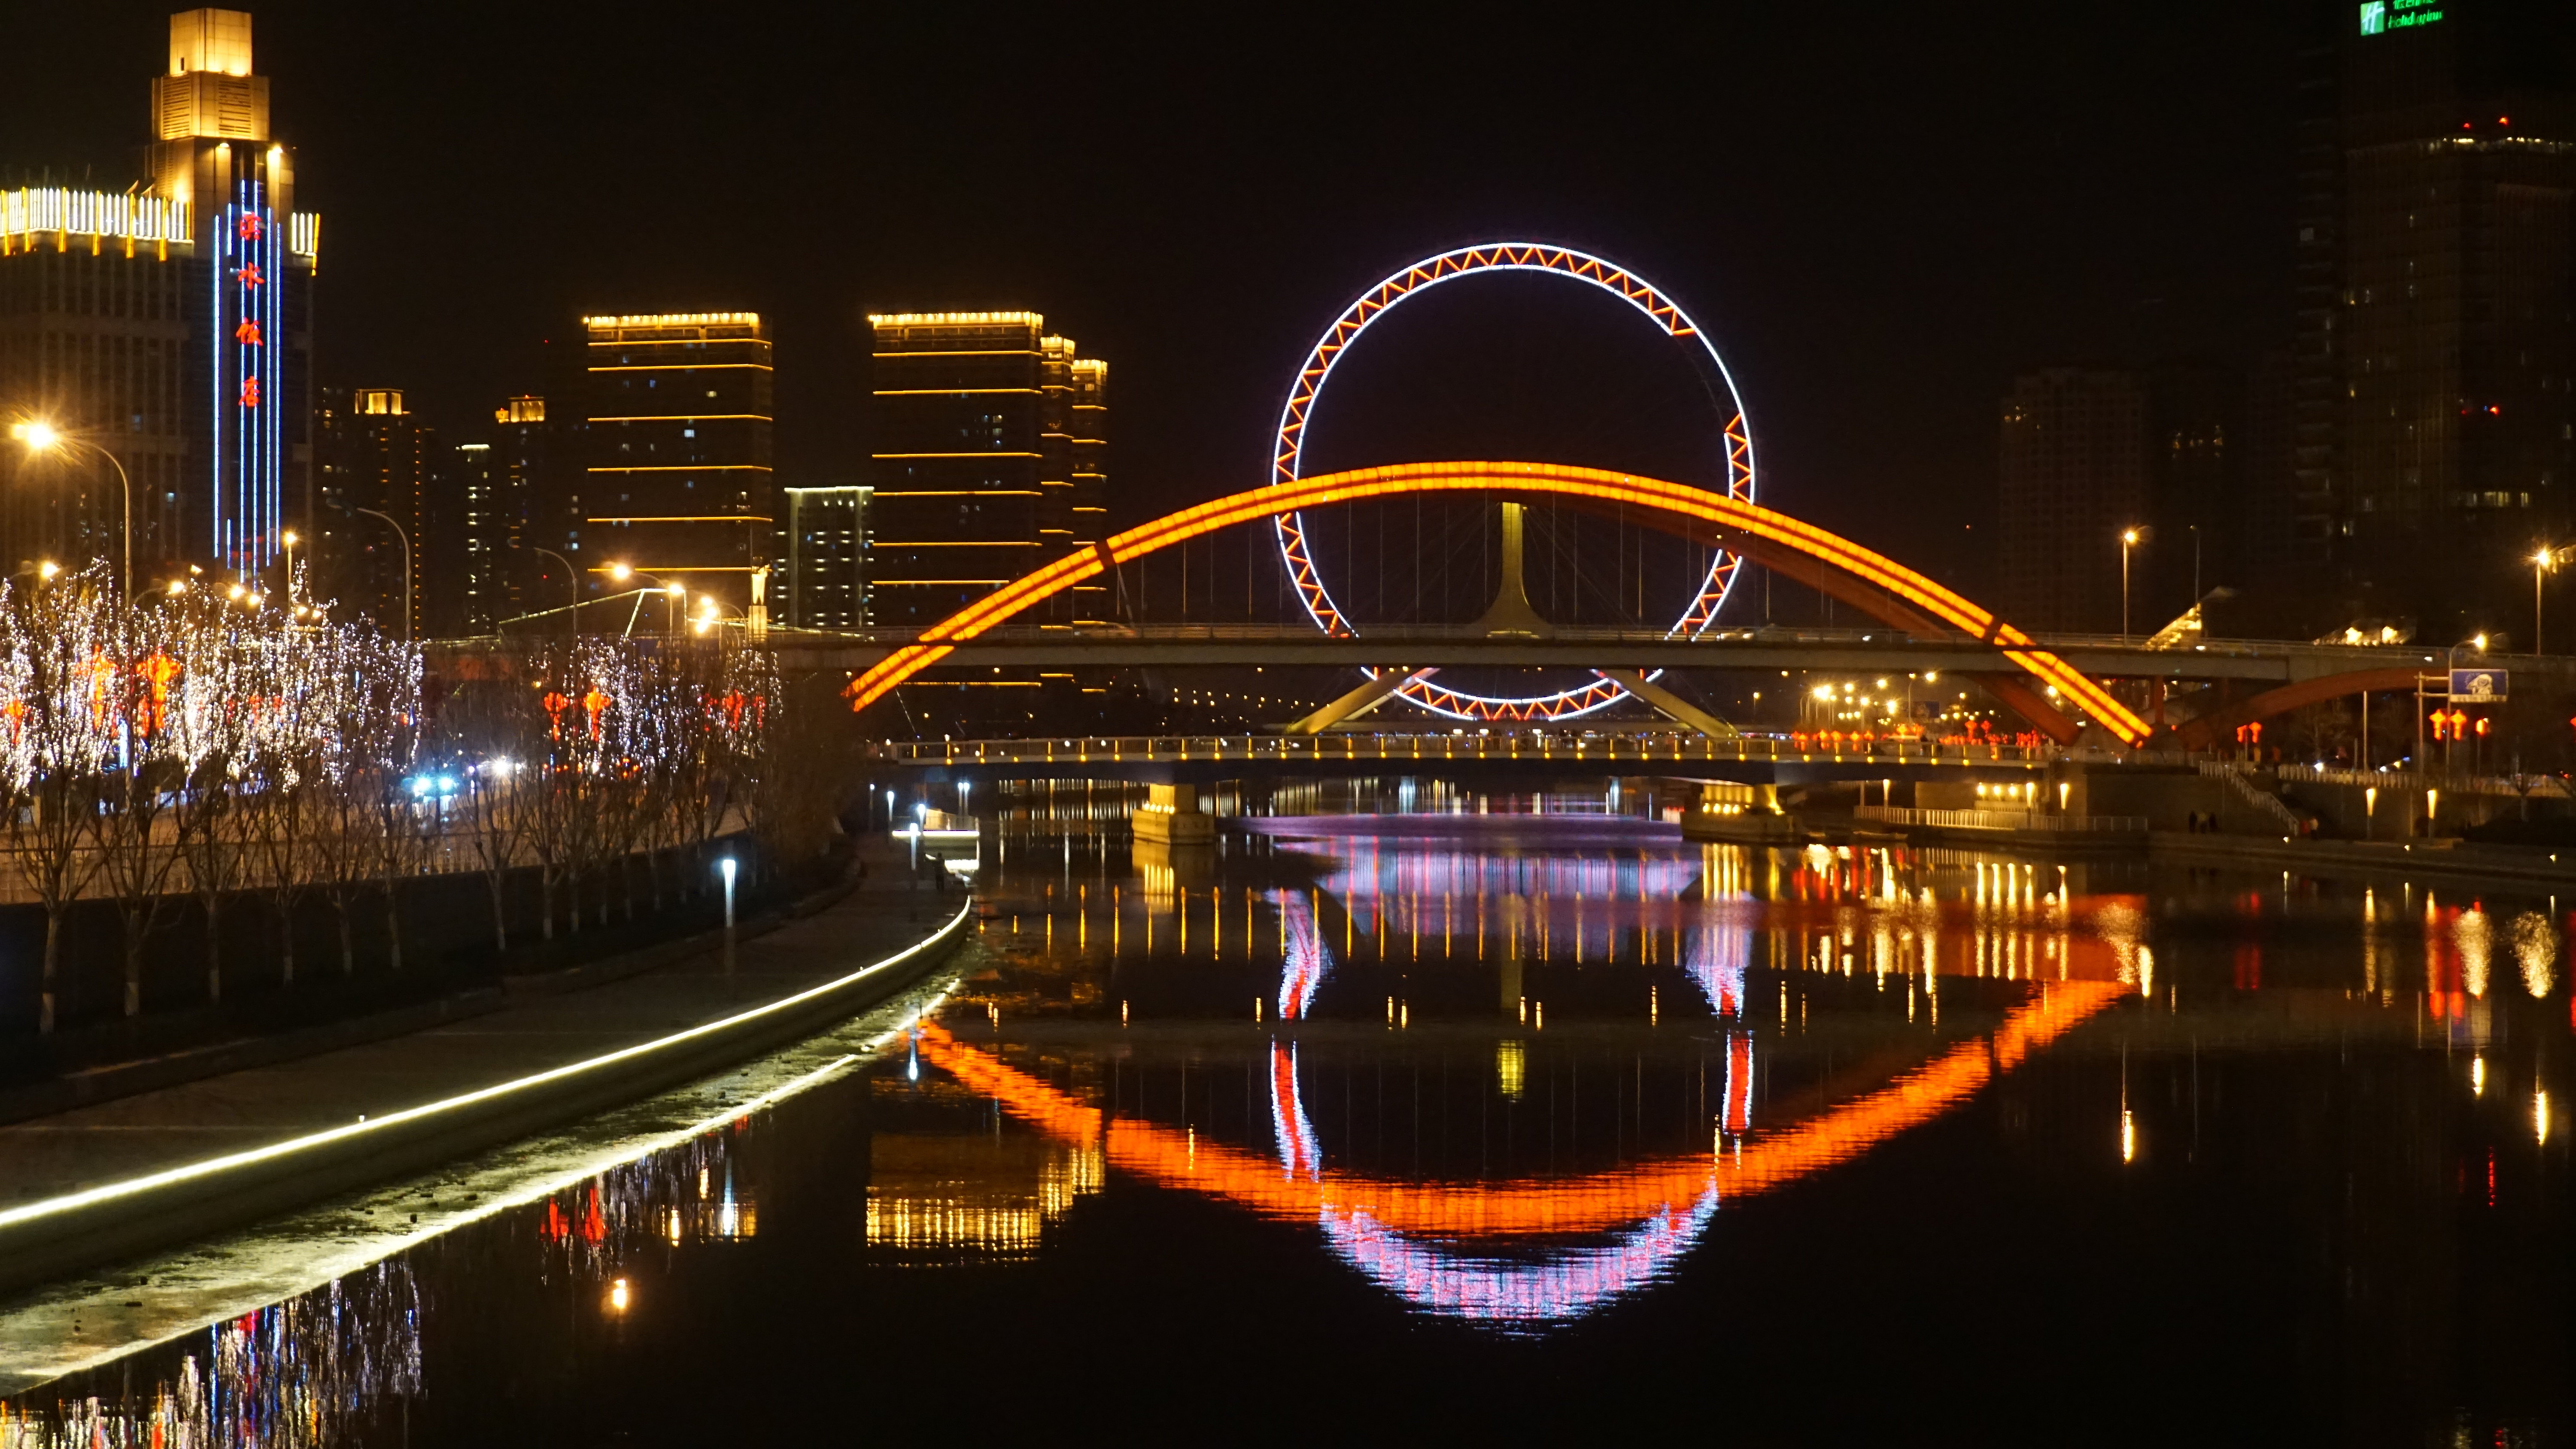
[867,312,1108,629]
[0,8,317,588]
[578,313,775,613]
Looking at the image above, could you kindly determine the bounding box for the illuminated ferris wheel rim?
[1269,243,1759,721]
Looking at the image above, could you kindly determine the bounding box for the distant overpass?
[750,622,2546,688]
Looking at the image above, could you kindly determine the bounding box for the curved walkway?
[0,859,972,1299]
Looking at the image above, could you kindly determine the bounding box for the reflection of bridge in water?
[921,830,2155,1322]
[918,976,2126,1322]
[927,812,2545,1323]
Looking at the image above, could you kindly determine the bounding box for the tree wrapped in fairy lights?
[1,563,834,1039]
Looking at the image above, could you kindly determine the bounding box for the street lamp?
[2534,547,2564,656]
[607,562,687,635]
[343,503,413,641]
[12,421,131,597]
[2119,527,2150,640]
[718,856,738,982]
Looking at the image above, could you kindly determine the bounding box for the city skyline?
[3,3,2350,595]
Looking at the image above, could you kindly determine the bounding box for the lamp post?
[2535,547,2560,656]
[719,856,738,982]
[348,504,413,641]
[2119,527,2146,640]
[607,562,687,635]
[12,422,131,596]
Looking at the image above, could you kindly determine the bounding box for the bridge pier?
[1133,782,1215,845]
[1680,781,1800,843]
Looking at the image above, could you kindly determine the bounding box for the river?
[2,776,2566,1444]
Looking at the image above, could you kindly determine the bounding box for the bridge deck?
[865,731,2060,782]
[513,623,2539,688]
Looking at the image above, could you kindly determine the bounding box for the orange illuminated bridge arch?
[843,461,2151,745]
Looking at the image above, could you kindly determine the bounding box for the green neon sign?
[2359,0,2445,35]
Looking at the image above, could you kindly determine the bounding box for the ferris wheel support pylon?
[1282,667,1435,737]
[1594,670,1738,738]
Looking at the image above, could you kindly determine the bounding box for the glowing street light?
[12,421,131,595]
[2119,527,2151,640]
[2533,546,2570,655]
[718,856,739,981]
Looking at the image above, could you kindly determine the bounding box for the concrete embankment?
[2148,831,2576,890]
[0,872,972,1300]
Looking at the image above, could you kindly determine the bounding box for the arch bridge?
[826,461,2552,746]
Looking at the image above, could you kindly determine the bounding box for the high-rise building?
[2139,364,2238,624]
[867,312,1109,627]
[1996,369,2145,634]
[2290,3,2576,636]
[579,313,774,612]
[315,387,428,637]
[444,440,513,635]
[0,8,317,587]
[782,485,869,629]
[491,395,560,624]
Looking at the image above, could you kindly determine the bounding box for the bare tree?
[439,677,538,954]
[751,670,851,876]
[91,603,191,1017]
[246,742,323,987]
[176,746,247,1004]
[3,569,113,1033]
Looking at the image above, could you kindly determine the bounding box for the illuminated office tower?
[782,484,869,629]
[445,437,531,635]
[493,396,561,618]
[0,8,318,585]
[580,313,774,609]
[2290,5,2576,632]
[314,388,428,636]
[868,312,1109,627]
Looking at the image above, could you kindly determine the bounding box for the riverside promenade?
[0,849,972,1300]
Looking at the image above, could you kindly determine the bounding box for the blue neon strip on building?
[212,179,286,576]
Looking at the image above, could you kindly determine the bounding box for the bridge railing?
[685,621,2503,664]
[866,733,2057,768]
[2275,762,2572,801]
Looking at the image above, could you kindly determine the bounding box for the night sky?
[2,3,2301,585]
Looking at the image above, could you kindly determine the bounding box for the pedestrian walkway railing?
[2197,761,2306,832]
[2275,763,2571,800]
[867,733,2057,768]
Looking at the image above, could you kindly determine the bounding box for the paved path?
[0,861,966,1211]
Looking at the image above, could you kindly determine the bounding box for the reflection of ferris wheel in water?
[1272,243,1757,722]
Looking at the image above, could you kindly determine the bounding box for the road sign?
[2449,667,2507,702]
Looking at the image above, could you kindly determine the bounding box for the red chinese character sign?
[215,178,286,573]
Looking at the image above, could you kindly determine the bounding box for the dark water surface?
[5,779,2569,1444]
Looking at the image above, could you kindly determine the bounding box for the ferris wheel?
[1270,244,1758,721]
